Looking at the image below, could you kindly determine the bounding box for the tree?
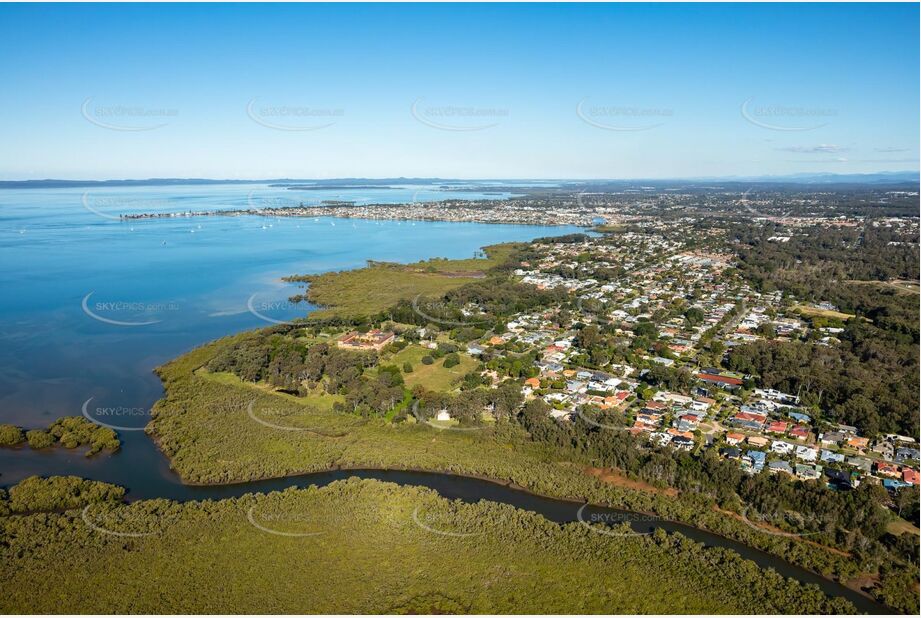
[489,382,524,420]
[576,324,602,350]
[633,321,657,338]
[403,361,413,373]
[684,307,705,327]
[836,394,880,438]
[710,340,725,359]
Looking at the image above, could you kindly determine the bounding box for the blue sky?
[0,2,917,180]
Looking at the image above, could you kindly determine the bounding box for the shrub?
[403,362,413,373]
[421,356,434,365]
[5,475,125,513]
[47,417,120,456]
[26,429,55,449]
[443,353,461,369]
[0,424,25,446]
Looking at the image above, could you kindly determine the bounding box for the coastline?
[117,203,601,227]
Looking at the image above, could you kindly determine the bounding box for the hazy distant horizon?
[1,170,918,187]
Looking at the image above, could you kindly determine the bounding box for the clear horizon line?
[1,170,918,185]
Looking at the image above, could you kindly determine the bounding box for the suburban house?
[744,450,766,473]
[766,421,788,435]
[771,440,794,455]
[768,460,794,476]
[819,431,847,446]
[846,436,870,452]
[697,370,744,390]
[876,462,902,478]
[726,432,745,446]
[730,411,766,432]
[466,343,485,356]
[795,464,822,481]
[825,468,851,489]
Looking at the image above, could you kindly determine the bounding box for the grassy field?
[388,344,479,391]
[200,370,344,411]
[592,223,627,233]
[793,304,856,321]
[886,517,921,537]
[0,478,854,614]
[296,243,519,320]
[402,243,519,273]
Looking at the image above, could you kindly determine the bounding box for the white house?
[771,440,794,455]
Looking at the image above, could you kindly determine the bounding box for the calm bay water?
[0,183,578,488]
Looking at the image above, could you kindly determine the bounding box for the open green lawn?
[403,242,519,273]
[886,517,921,537]
[793,304,856,321]
[305,267,479,319]
[200,370,344,412]
[294,243,519,320]
[388,344,479,392]
[0,479,854,614]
